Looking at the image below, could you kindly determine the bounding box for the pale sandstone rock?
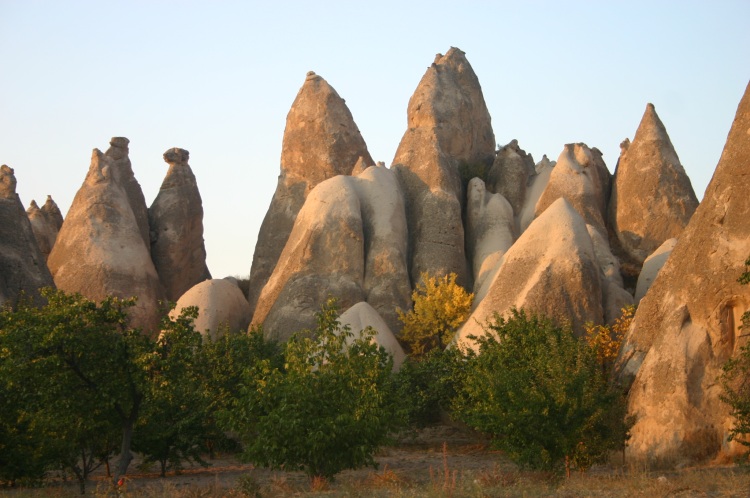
[247,72,374,317]
[47,149,164,333]
[634,238,677,303]
[338,302,407,371]
[105,137,151,249]
[26,198,60,261]
[518,155,555,234]
[465,177,515,301]
[586,224,634,324]
[148,148,211,301]
[615,82,750,465]
[609,104,699,263]
[170,278,251,340]
[455,198,603,352]
[536,143,611,233]
[0,165,54,306]
[486,139,535,218]
[392,47,495,289]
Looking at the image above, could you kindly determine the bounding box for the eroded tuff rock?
[615,82,750,464]
[518,155,555,233]
[455,198,603,352]
[48,149,164,332]
[27,196,63,260]
[247,72,374,317]
[149,148,211,301]
[105,137,151,249]
[586,224,634,324]
[486,139,535,218]
[170,278,251,340]
[609,104,699,263]
[0,165,54,306]
[251,166,410,341]
[465,177,515,301]
[634,238,677,303]
[536,143,611,234]
[338,302,407,371]
[392,47,495,288]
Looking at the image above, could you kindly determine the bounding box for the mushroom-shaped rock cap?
[164,147,190,164]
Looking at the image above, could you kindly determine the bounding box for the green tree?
[455,309,631,475]
[226,299,399,481]
[397,272,473,357]
[720,256,750,458]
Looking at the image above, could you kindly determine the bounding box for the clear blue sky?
[2,1,748,279]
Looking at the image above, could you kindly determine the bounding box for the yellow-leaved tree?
[584,305,635,375]
[397,272,474,358]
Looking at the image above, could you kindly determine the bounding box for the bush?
[225,299,399,480]
[455,309,631,474]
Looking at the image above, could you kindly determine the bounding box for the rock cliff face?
[105,137,151,249]
[247,72,373,317]
[609,104,699,263]
[48,147,164,332]
[26,195,63,261]
[0,165,54,306]
[392,47,495,289]
[615,82,750,465]
[149,148,211,301]
[171,278,251,340]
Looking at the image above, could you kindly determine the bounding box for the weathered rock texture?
[27,195,63,260]
[609,104,699,263]
[48,148,164,332]
[105,137,151,249]
[518,155,555,233]
[392,47,495,289]
[338,302,407,371]
[455,198,603,352]
[634,238,677,303]
[149,148,211,301]
[586,224,634,324]
[247,72,373,317]
[486,139,535,218]
[171,278,251,340]
[251,165,410,341]
[615,82,750,464]
[0,165,55,306]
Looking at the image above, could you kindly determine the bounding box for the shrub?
[584,305,635,375]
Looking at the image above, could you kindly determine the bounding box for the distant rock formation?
[0,165,54,306]
[455,198,603,352]
[247,72,374,318]
[26,195,63,260]
[338,302,407,371]
[105,137,151,249]
[149,148,211,301]
[251,165,410,341]
[518,155,555,233]
[486,139,535,220]
[609,104,699,263]
[586,224,634,324]
[634,238,677,303]
[48,147,164,332]
[171,278,251,340]
[392,47,495,289]
[615,82,750,465]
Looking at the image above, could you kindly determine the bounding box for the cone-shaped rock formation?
[486,139,535,219]
[247,72,374,317]
[26,196,63,261]
[170,278,251,340]
[149,148,211,301]
[609,104,699,263]
[615,82,750,464]
[105,137,151,249]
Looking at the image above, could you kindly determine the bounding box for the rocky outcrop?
[148,148,211,301]
[634,238,677,303]
[518,155,555,233]
[455,198,603,352]
[251,165,410,341]
[586,225,634,324]
[536,143,611,234]
[0,165,54,306]
[338,302,407,371]
[486,139,535,218]
[105,137,151,249]
[609,104,699,264]
[170,278,251,340]
[247,72,373,317]
[26,196,63,261]
[465,177,515,301]
[47,148,164,332]
[615,82,750,464]
[392,47,495,289]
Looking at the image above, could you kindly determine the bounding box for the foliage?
[584,305,635,375]
[719,257,750,456]
[458,160,488,189]
[225,298,399,480]
[397,273,473,357]
[455,308,631,474]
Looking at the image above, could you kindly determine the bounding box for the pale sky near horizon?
[2,1,749,279]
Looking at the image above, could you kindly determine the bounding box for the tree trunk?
[113,419,135,487]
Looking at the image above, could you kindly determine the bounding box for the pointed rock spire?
[247,71,374,317]
[608,104,699,263]
[41,195,63,231]
[392,47,495,288]
[486,139,535,218]
[615,82,750,464]
[27,197,61,261]
[148,147,211,301]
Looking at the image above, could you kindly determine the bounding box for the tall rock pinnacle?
[615,82,750,464]
[148,148,211,301]
[608,104,699,263]
[247,72,373,317]
[392,47,495,289]
[26,196,63,261]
